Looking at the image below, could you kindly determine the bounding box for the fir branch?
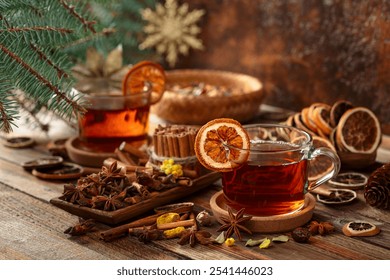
[29,43,68,79]
[2,26,73,34]
[61,27,115,50]
[0,44,85,115]
[60,0,96,33]
[13,94,49,132]
[0,102,13,133]
[0,85,19,133]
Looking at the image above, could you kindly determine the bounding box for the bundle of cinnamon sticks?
[152,125,198,158]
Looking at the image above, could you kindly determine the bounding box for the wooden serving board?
[50,172,220,225]
[210,191,315,233]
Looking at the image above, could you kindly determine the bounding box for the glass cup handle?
[306,147,341,192]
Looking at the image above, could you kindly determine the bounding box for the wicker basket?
[152,69,265,125]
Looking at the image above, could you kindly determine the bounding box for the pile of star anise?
[59,161,190,211]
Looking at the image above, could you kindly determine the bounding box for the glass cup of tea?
[77,89,151,153]
[221,123,341,216]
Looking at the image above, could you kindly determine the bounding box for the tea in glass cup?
[78,90,151,153]
[222,124,340,216]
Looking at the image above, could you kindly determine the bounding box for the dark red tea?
[78,105,149,153]
[222,159,308,216]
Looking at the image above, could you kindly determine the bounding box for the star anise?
[64,219,96,236]
[308,220,335,235]
[91,190,127,211]
[178,226,212,247]
[132,226,163,244]
[99,161,125,183]
[217,207,252,241]
[59,183,86,204]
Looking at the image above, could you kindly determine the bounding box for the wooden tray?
[50,171,220,225]
[210,191,315,233]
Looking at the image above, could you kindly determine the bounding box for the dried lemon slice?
[342,221,380,237]
[329,172,368,189]
[194,118,250,172]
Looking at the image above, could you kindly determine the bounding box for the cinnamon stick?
[100,214,159,241]
[309,187,335,198]
[119,141,148,159]
[178,133,190,157]
[167,135,176,157]
[100,204,194,241]
[172,137,180,158]
[115,148,136,166]
[103,158,149,173]
[183,169,198,179]
[177,178,193,187]
[157,133,164,157]
[132,182,151,199]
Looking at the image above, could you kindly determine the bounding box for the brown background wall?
[172,0,389,130]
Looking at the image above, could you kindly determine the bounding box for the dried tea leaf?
[245,238,266,247]
[272,235,289,243]
[213,231,225,244]
[259,238,272,249]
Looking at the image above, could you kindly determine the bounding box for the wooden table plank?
[0,182,181,260]
[0,115,389,260]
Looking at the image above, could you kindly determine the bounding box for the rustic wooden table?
[0,109,389,260]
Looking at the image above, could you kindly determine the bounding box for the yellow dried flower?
[160,158,183,178]
[224,237,235,247]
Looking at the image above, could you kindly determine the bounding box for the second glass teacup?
[222,123,340,216]
[78,89,151,153]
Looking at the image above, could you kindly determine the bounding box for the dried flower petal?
[259,238,272,249]
[245,238,266,247]
[272,235,289,243]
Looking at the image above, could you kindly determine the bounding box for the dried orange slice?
[329,172,368,189]
[312,106,333,136]
[336,107,381,154]
[301,107,319,135]
[122,61,166,104]
[194,118,250,172]
[330,100,354,127]
[342,221,380,237]
[308,135,337,181]
[317,188,357,205]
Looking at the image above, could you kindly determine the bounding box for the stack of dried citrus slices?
[122,61,166,104]
[285,100,382,169]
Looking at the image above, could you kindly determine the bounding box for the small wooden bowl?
[65,137,116,167]
[210,191,315,233]
[338,150,377,170]
[152,69,265,125]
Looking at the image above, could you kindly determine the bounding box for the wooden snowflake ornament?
[140,0,205,67]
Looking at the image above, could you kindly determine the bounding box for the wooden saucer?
[210,191,315,233]
[65,137,116,167]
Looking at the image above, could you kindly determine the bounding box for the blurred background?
[171,0,389,131]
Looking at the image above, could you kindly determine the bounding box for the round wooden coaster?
[3,136,35,148]
[65,137,116,167]
[21,156,64,171]
[210,191,315,233]
[32,162,83,180]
